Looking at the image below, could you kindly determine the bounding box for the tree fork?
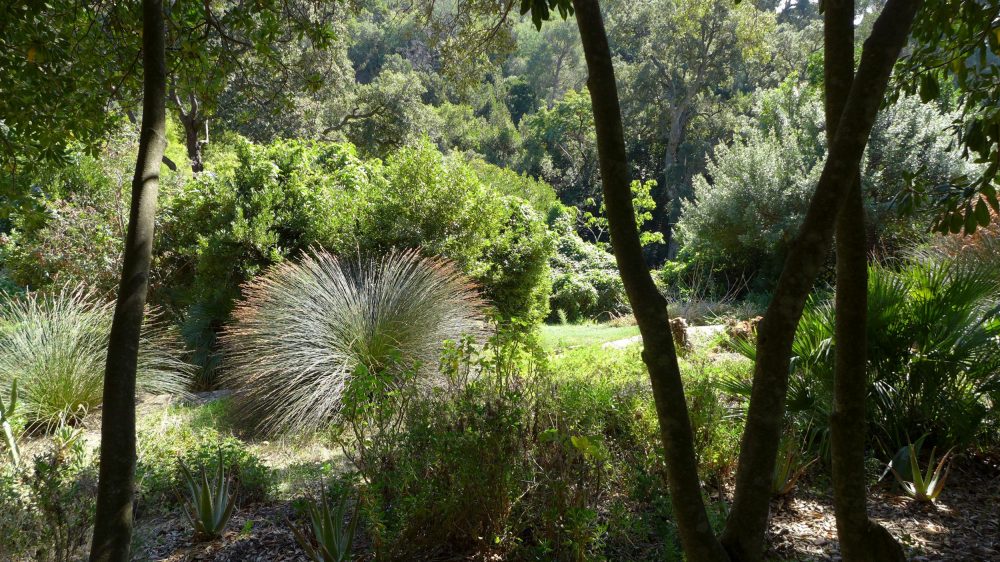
[90,0,167,559]
[720,0,921,559]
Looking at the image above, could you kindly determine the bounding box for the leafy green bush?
[678,84,970,285]
[334,332,539,559]
[222,249,485,436]
[0,124,188,295]
[159,138,553,383]
[331,329,741,560]
[548,209,627,323]
[0,419,97,562]
[0,287,192,428]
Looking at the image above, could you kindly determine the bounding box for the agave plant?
[1,379,20,467]
[178,452,237,540]
[890,441,953,503]
[222,248,485,435]
[0,286,192,429]
[290,488,359,562]
[772,433,818,497]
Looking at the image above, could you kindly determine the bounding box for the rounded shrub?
[221,249,486,436]
[547,210,627,322]
[0,286,192,428]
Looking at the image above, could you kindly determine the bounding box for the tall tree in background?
[608,0,773,259]
[526,0,921,558]
[163,0,335,171]
[825,0,906,559]
[90,0,167,559]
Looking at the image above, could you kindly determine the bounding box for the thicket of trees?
[2,0,999,560]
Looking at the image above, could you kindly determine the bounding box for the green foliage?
[548,208,627,322]
[160,138,553,382]
[897,0,1000,234]
[771,433,817,497]
[327,327,738,560]
[0,2,136,184]
[222,249,486,436]
[0,125,186,293]
[0,379,19,468]
[730,254,1000,453]
[178,451,237,541]
[517,89,598,204]
[290,487,360,562]
[678,83,824,277]
[0,417,97,562]
[0,287,192,429]
[137,417,271,510]
[890,442,953,503]
[680,84,972,283]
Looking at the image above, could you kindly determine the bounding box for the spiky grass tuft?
[221,248,486,436]
[0,285,192,429]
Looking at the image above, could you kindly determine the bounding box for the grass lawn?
[539,322,640,350]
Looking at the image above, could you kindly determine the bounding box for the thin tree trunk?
[179,113,205,173]
[720,0,920,559]
[825,1,905,559]
[90,0,166,559]
[571,0,730,559]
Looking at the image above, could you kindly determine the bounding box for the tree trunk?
[658,105,689,261]
[89,0,166,559]
[179,112,205,173]
[571,0,730,559]
[720,0,920,559]
[825,1,905,559]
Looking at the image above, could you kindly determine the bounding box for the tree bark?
[720,0,920,559]
[90,0,167,559]
[571,0,730,559]
[178,111,205,173]
[658,105,690,261]
[825,1,906,559]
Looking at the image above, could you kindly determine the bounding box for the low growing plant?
[291,486,360,562]
[178,451,237,541]
[771,433,817,497]
[890,441,953,503]
[0,286,192,429]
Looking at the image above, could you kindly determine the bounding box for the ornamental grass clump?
[222,248,485,436]
[0,286,192,429]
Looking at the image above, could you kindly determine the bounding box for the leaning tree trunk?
[720,0,921,559]
[90,0,166,559]
[825,0,906,559]
[571,0,730,559]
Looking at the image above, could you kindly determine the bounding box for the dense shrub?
[0,287,192,428]
[159,138,553,383]
[0,123,188,295]
[728,253,1000,452]
[548,209,627,323]
[331,328,744,560]
[678,84,971,284]
[0,422,97,562]
[222,249,485,436]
